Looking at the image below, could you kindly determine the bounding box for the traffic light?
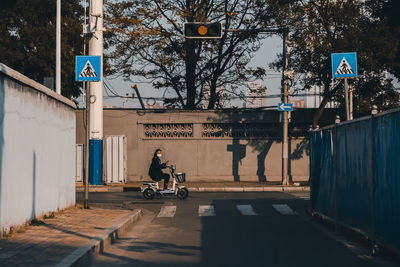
[184,22,222,39]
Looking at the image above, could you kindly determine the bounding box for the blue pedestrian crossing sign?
[75,56,101,82]
[277,103,293,111]
[331,52,357,79]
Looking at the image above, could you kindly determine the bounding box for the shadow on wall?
[208,110,310,182]
[256,140,273,182]
[31,152,36,220]
[0,66,5,223]
[227,139,246,182]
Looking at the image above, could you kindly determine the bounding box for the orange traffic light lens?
[198,25,208,35]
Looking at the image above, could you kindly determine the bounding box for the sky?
[87,36,285,109]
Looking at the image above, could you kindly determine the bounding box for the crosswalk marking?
[198,205,215,217]
[157,206,176,217]
[236,205,257,216]
[287,192,310,201]
[272,204,297,215]
[155,204,298,217]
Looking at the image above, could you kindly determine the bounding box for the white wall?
[0,63,76,235]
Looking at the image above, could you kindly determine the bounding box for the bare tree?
[105,0,273,109]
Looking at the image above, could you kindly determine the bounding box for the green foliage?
[105,0,273,109]
[0,0,84,99]
[365,0,400,79]
[270,0,399,123]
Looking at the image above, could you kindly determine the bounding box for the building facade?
[245,81,267,108]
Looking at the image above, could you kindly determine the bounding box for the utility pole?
[56,0,61,94]
[88,0,104,186]
[281,29,290,186]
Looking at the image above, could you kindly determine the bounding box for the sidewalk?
[0,206,141,267]
[76,181,310,192]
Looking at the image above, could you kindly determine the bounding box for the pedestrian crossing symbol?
[79,61,98,78]
[335,58,354,75]
[75,56,101,82]
[331,52,357,79]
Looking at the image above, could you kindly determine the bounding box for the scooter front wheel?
[143,188,155,199]
[177,187,189,200]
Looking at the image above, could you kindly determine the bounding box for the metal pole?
[132,85,146,110]
[56,0,61,94]
[349,87,353,120]
[344,78,349,120]
[84,82,90,209]
[282,30,289,185]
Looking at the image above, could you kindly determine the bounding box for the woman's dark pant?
[153,173,170,189]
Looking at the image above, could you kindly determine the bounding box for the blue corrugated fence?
[310,108,400,253]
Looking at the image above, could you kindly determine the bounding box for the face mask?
[157,154,162,158]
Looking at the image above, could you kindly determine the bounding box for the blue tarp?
[374,112,400,251]
[310,129,336,218]
[336,120,373,233]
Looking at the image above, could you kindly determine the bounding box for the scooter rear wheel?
[143,188,155,199]
[177,187,189,199]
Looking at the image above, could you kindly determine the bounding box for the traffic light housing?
[184,22,222,39]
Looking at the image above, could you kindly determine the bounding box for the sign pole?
[281,29,289,186]
[331,53,357,121]
[349,86,353,120]
[84,81,90,209]
[344,78,350,120]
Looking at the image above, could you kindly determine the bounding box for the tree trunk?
[207,76,219,109]
[184,0,196,110]
[312,95,331,129]
[185,38,197,109]
[312,81,340,128]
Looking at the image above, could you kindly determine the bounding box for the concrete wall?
[0,63,76,234]
[76,109,335,183]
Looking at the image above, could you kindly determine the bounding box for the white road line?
[157,206,176,218]
[272,204,297,215]
[289,193,310,200]
[236,205,257,216]
[199,205,215,217]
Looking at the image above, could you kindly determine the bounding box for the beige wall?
[76,109,313,183]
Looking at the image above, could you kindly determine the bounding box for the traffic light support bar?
[223,28,284,34]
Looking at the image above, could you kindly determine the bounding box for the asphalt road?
[76,191,398,267]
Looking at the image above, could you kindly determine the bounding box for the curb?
[76,186,124,193]
[55,209,142,267]
[188,186,309,192]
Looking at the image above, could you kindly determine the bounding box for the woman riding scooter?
[148,149,170,190]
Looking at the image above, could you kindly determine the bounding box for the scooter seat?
[142,181,157,185]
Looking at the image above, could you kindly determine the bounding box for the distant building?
[290,98,305,108]
[202,85,224,109]
[144,102,165,109]
[103,104,118,108]
[303,86,337,108]
[245,81,267,108]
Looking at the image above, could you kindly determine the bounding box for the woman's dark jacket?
[148,150,167,181]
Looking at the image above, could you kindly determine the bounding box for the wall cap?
[0,63,77,109]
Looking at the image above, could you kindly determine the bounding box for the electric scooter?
[141,165,189,200]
